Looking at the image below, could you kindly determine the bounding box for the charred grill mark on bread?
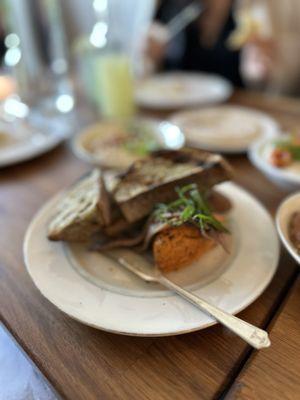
[48,170,111,242]
[47,147,232,269]
[112,148,232,222]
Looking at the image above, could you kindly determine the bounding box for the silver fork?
[105,249,270,349]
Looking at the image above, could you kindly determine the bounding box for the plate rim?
[0,132,64,168]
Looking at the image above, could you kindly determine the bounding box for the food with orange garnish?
[268,132,300,169]
[150,183,229,271]
[153,225,215,272]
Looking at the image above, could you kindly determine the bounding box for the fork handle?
[158,275,270,349]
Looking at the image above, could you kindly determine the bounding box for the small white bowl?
[276,192,300,264]
[249,136,300,191]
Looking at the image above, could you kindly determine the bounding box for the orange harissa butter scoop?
[153,224,215,272]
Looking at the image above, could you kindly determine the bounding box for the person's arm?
[198,0,232,47]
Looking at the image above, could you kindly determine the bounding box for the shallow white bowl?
[276,192,300,264]
[249,136,300,191]
[72,118,185,169]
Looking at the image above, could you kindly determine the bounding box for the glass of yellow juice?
[94,52,136,120]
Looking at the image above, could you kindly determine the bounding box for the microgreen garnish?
[123,123,160,156]
[153,184,229,235]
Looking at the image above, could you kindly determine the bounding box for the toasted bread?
[48,169,110,242]
[113,148,231,222]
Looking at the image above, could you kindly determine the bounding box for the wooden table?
[1,90,300,400]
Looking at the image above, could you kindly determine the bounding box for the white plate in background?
[0,113,71,168]
[170,105,280,154]
[135,72,233,110]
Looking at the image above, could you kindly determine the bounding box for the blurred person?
[231,0,300,95]
[147,0,243,86]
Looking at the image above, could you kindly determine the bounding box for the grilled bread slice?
[48,169,110,242]
[113,148,232,222]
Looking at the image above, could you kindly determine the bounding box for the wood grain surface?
[226,277,300,400]
[0,90,299,400]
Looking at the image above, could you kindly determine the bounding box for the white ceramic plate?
[24,182,279,336]
[135,72,233,110]
[249,135,300,191]
[170,105,279,153]
[0,114,70,168]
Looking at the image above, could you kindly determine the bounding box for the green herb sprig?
[123,123,159,156]
[153,184,228,236]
